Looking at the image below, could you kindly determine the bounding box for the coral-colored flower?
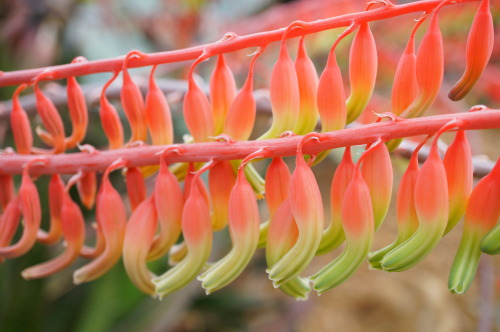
[0,197,21,263]
[478,159,500,254]
[210,54,236,135]
[153,169,213,299]
[346,22,378,124]
[316,146,354,255]
[77,171,97,210]
[449,0,494,101]
[443,130,472,234]
[65,57,88,148]
[267,136,324,286]
[265,157,291,219]
[145,65,174,146]
[37,174,64,245]
[0,173,15,212]
[125,167,147,212]
[208,160,236,231]
[121,51,147,143]
[293,37,319,135]
[100,71,124,149]
[200,167,260,294]
[10,84,33,155]
[449,158,500,294]
[123,196,158,295]
[312,150,374,294]
[147,155,184,261]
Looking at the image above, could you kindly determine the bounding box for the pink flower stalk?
[259,24,300,140]
[369,138,426,268]
[448,0,494,101]
[153,168,213,299]
[99,71,124,150]
[361,141,393,231]
[121,51,147,144]
[0,160,44,259]
[311,147,375,294]
[200,167,260,294]
[22,188,85,280]
[147,155,184,261]
[381,124,451,272]
[266,199,310,300]
[10,84,33,155]
[123,196,158,295]
[293,36,319,135]
[316,146,354,255]
[267,135,324,286]
[448,158,500,294]
[74,161,127,284]
[346,22,377,124]
[37,174,64,245]
[145,65,174,146]
[210,54,237,135]
[443,130,473,234]
[223,48,262,141]
[208,160,236,231]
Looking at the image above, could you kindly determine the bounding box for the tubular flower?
[259,24,300,140]
[478,160,500,254]
[147,155,184,261]
[208,160,236,231]
[0,160,44,259]
[448,158,500,294]
[293,36,319,135]
[123,196,158,295]
[381,127,449,272]
[37,174,64,245]
[267,135,324,286]
[369,139,424,269]
[184,61,215,143]
[266,199,311,300]
[449,0,494,101]
[312,147,374,294]
[316,147,354,255]
[125,167,147,212]
[200,167,260,294]
[0,197,21,263]
[145,65,174,146]
[259,157,292,248]
[346,22,378,124]
[10,84,33,155]
[401,9,443,118]
[77,171,97,210]
[74,161,127,284]
[65,57,88,148]
[223,48,262,141]
[100,71,124,149]
[443,130,473,234]
[361,142,393,231]
[121,51,147,144]
[22,188,85,280]
[0,173,15,212]
[318,51,346,133]
[153,169,213,299]
[210,54,237,135]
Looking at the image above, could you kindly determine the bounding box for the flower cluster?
[0,0,498,300]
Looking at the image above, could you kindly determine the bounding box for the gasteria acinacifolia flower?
[0,0,499,300]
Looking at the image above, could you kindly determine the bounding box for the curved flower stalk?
[199,166,260,294]
[448,0,494,100]
[210,54,236,135]
[443,130,473,234]
[153,165,213,299]
[448,158,500,294]
[293,36,319,135]
[381,122,454,271]
[74,160,128,284]
[22,175,85,280]
[316,147,354,255]
[311,143,375,294]
[267,134,324,286]
[266,199,311,300]
[369,138,427,269]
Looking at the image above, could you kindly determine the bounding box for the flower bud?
[65,57,88,148]
[0,173,15,212]
[77,171,97,210]
[200,168,260,294]
[125,167,147,212]
[100,71,124,149]
[318,51,346,133]
[0,197,21,262]
[208,160,236,231]
[210,54,236,135]
[10,84,33,155]
[37,174,64,245]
